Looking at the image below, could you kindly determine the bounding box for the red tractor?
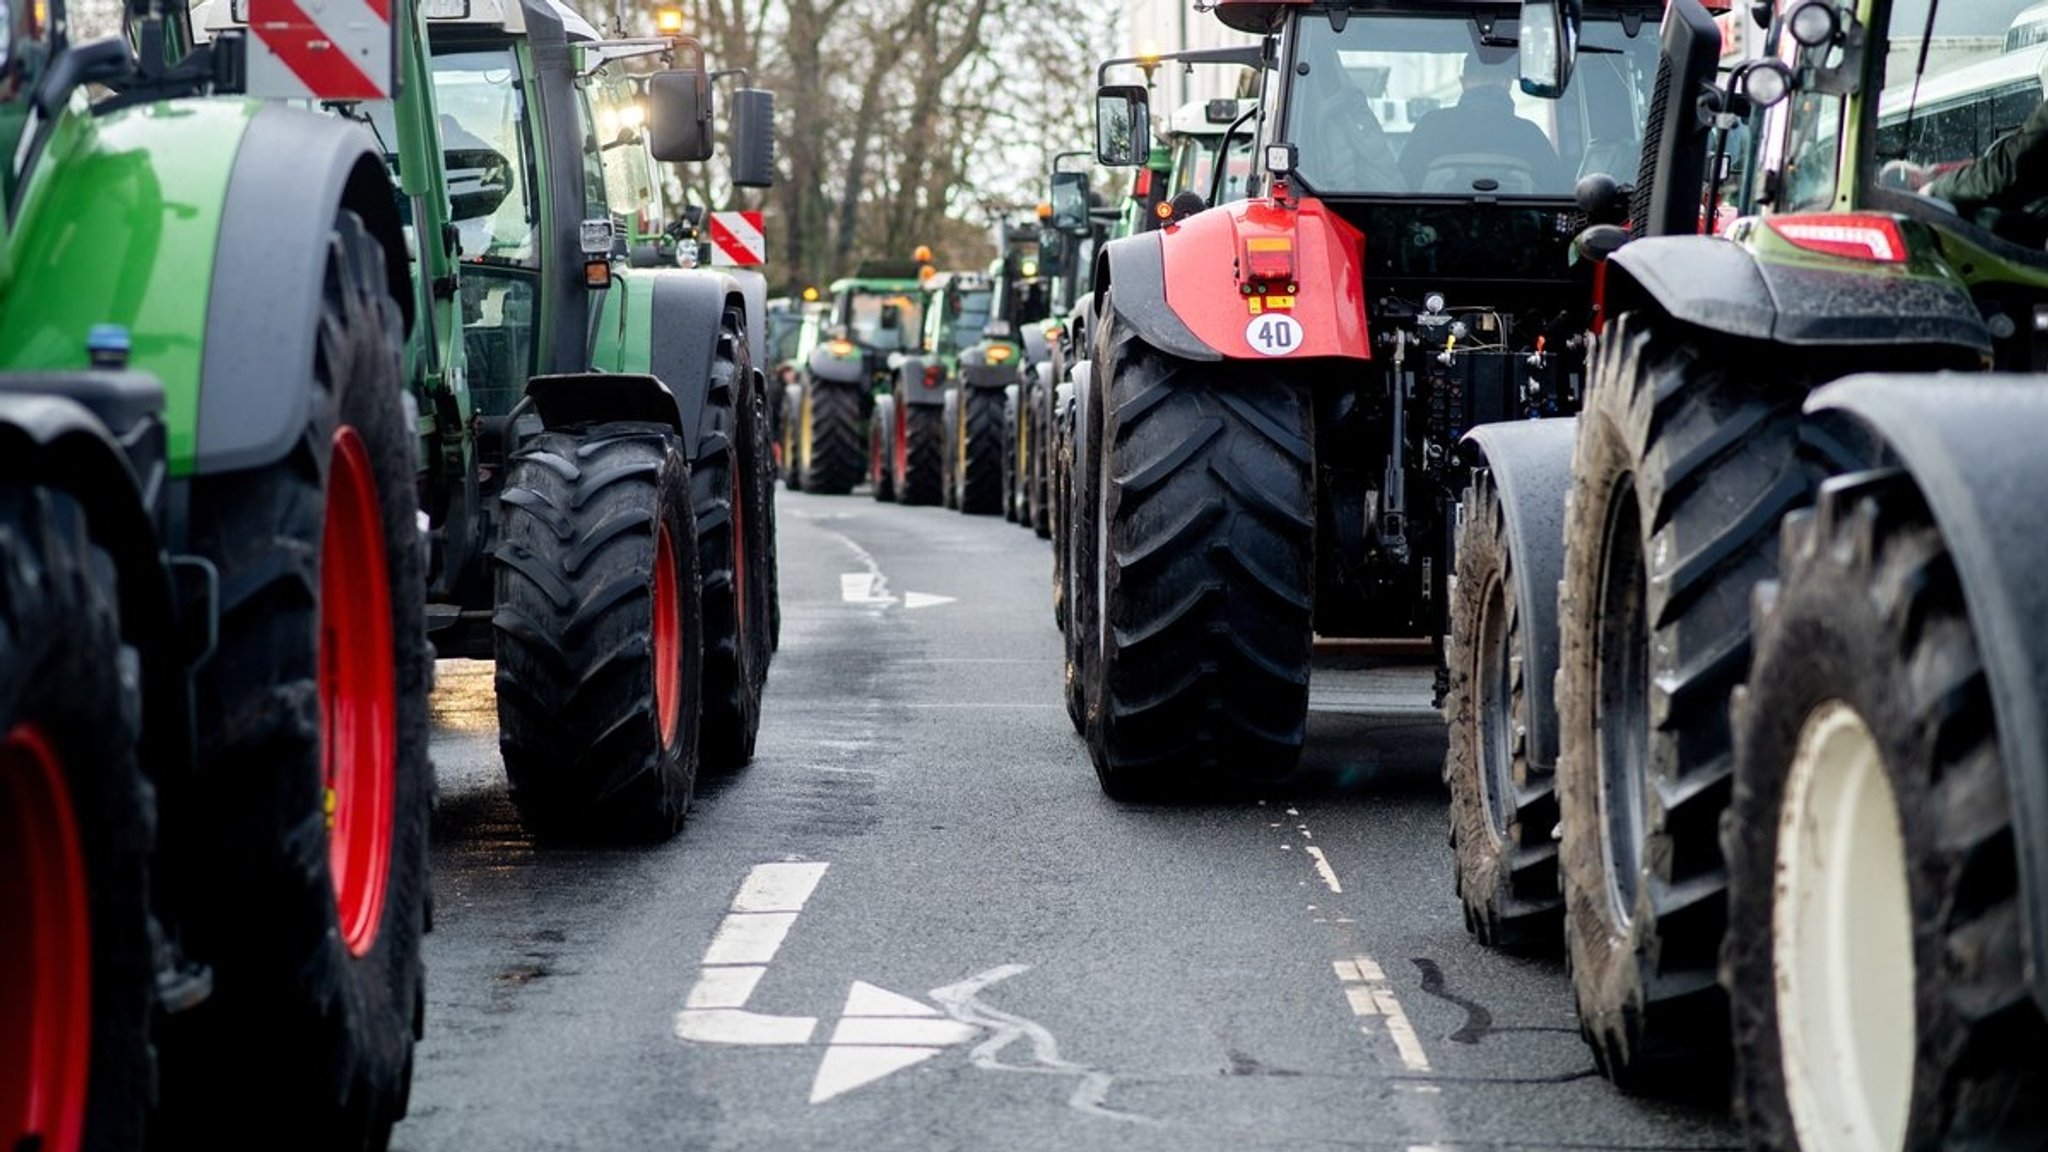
[1067,0,1673,797]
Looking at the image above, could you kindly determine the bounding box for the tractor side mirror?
[648,67,714,163]
[1517,0,1580,99]
[1050,170,1091,233]
[730,87,777,187]
[1094,84,1150,168]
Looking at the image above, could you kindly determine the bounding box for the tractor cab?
[919,271,995,379]
[1165,97,1261,208]
[808,261,928,395]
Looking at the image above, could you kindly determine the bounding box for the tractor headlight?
[1787,1,1839,48]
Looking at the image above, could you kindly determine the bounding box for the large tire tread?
[801,381,864,496]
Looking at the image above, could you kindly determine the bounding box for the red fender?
[1158,194,1370,362]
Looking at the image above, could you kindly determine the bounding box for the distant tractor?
[950,220,1049,516]
[789,260,927,494]
[875,270,992,505]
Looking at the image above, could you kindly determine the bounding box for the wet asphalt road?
[392,488,1739,1152]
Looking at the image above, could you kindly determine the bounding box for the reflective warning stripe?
[708,211,766,266]
[246,0,391,100]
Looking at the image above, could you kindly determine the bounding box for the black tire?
[1030,379,1053,539]
[1086,318,1314,798]
[1444,469,1562,954]
[753,380,782,655]
[159,211,429,1149]
[1062,372,1099,737]
[897,402,944,507]
[958,387,1005,515]
[869,397,896,502]
[1000,388,1020,523]
[940,390,961,511]
[0,484,153,1152]
[695,312,769,770]
[1051,386,1072,632]
[494,423,704,842]
[1725,473,2048,1151]
[780,384,804,493]
[800,379,863,495]
[1555,311,1814,1091]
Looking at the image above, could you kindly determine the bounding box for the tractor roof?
[1168,98,1258,137]
[1213,0,1669,33]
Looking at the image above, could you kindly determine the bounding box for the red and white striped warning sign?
[708,211,766,267]
[245,0,392,101]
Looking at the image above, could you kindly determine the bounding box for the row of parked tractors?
[789,0,2048,1146]
[1,0,780,1144]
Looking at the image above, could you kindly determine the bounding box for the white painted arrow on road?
[808,982,979,1103]
[901,592,955,610]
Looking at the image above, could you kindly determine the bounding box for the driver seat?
[1422,153,1538,195]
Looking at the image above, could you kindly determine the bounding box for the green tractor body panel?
[0,98,252,475]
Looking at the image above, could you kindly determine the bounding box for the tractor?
[0,0,431,1144]
[874,269,992,505]
[949,219,1049,515]
[1441,0,2048,1130]
[199,0,783,837]
[787,258,927,494]
[1069,0,1664,800]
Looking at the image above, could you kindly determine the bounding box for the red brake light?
[923,364,941,389]
[1766,214,1907,264]
[1243,236,1295,284]
[1133,168,1153,198]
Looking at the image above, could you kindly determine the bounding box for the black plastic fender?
[1606,236,1992,356]
[1067,359,1095,514]
[1457,418,1578,774]
[1020,324,1051,366]
[808,347,866,386]
[1095,232,1221,363]
[962,359,1015,389]
[728,268,769,374]
[195,105,408,475]
[897,355,946,407]
[648,269,743,453]
[1805,374,2048,1017]
[525,373,685,438]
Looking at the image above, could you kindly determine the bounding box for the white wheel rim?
[1775,701,1914,1152]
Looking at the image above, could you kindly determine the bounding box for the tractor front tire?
[799,379,863,496]
[958,387,1006,515]
[1725,473,2048,1152]
[1444,469,1562,954]
[695,312,770,771]
[495,424,704,842]
[159,210,430,1149]
[1086,320,1314,799]
[1555,311,1812,1091]
[0,484,153,1152]
[897,401,944,507]
[780,384,804,493]
[870,395,897,502]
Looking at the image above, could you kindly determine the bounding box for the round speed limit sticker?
[1245,314,1304,357]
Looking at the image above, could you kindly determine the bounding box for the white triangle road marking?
[843,980,940,1017]
[829,1017,979,1046]
[809,1045,945,1103]
[902,592,955,610]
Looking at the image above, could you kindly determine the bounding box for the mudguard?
[897,355,947,407]
[1097,196,1369,363]
[727,268,769,375]
[1606,235,1991,355]
[525,372,684,438]
[1458,419,1578,774]
[808,347,866,386]
[960,352,1016,389]
[1807,374,2048,1016]
[1020,324,1051,366]
[198,104,409,475]
[643,269,743,454]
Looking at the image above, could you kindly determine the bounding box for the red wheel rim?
[0,724,91,1152]
[652,521,682,748]
[320,426,398,958]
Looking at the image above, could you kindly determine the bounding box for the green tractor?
[0,0,432,1145]
[873,269,992,505]
[948,220,1048,515]
[201,0,783,834]
[788,259,926,494]
[1438,0,2048,1130]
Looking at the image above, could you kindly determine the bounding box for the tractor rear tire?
[696,312,769,771]
[800,380,863,496]
[1725,473,2048,1152]
[159,210,429,1149]
[495,424,704,842]
[959,387,1005,515]
[1030,379,1053,539]
[1444,468,1562,955]
[1555,311,1813,1092]
[1062,370,1099,737]
[1086,320,1314,799]
[898,402,944,507]
[870,396,896,502]
[940,390,961,511]
[1000,388,1020,523]
[781,384,804,493]
[0,484,153,1152]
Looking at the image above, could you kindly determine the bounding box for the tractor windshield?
[432,49,541,267]
[944,289,992,352]
[843,290,924,352]
[1286,9,1659,198]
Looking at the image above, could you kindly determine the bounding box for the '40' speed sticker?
[1245,314,1304,356]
